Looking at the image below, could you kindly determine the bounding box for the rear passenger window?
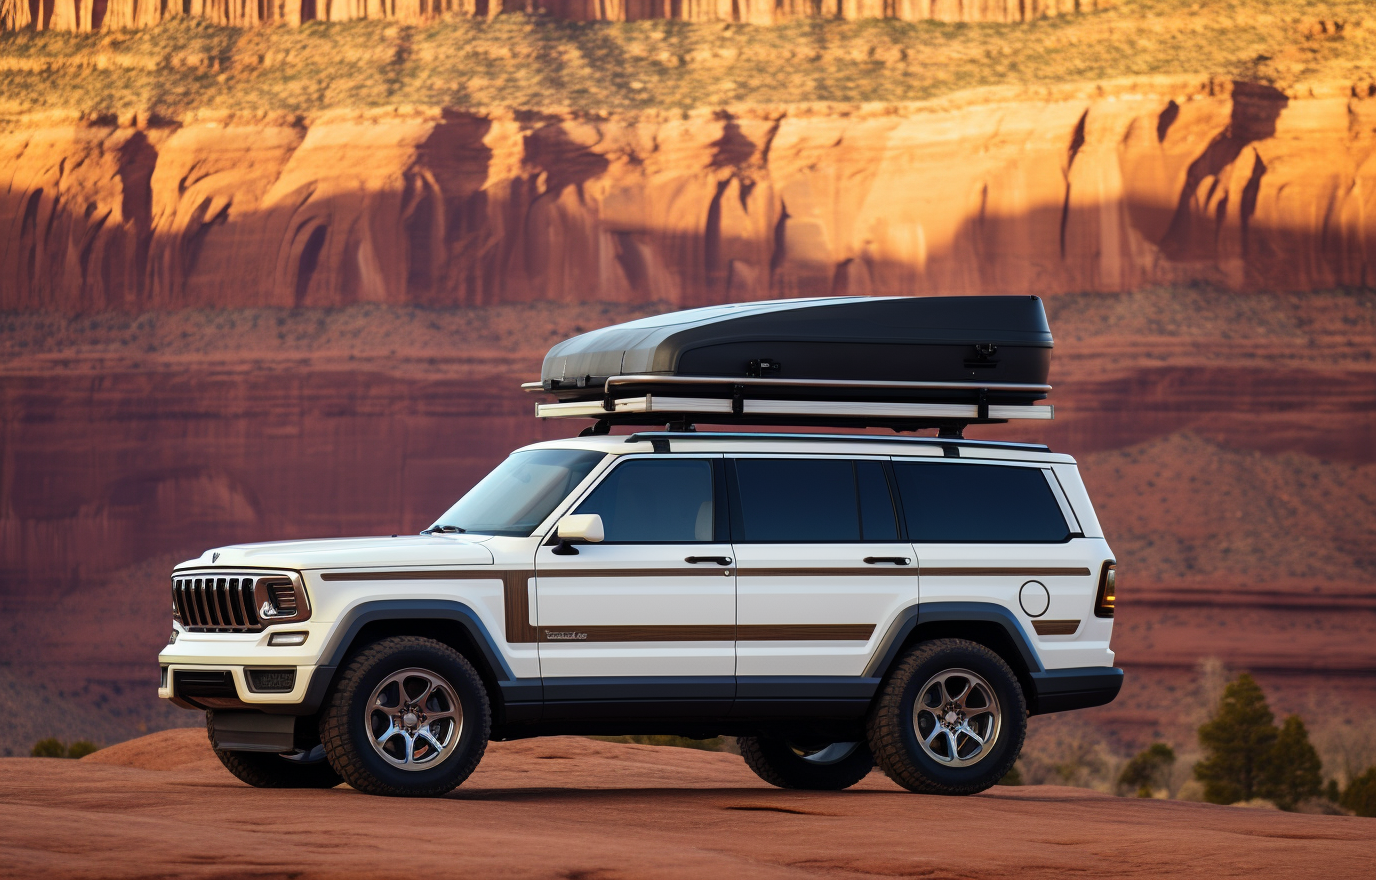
[892,462,1071,543]
[731,459,899,543]
[575,459,715,542]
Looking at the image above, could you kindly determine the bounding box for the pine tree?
[1262,715,1323,810]
[1193,673,1277,804]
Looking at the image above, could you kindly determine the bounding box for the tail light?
[1094,561,1116,618]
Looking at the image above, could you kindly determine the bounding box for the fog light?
[247,668,297,693]
[268,631,308,647]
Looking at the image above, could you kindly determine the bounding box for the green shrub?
[30,738,66,758]
[66,740,100,759]
[1118,742,1176,797]
[1193,673,1278,804]
[996,763,1023,786]
[1340,767,1376,818]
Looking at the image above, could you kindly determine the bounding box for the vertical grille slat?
[193,578,211,628]
[227,578,245,628]
[171,571,299,633]
[243,578,260,627]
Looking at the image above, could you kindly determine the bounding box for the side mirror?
[552,514,604,555]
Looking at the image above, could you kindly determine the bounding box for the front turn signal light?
[268,631,308,647]
[1094,562,1116,618]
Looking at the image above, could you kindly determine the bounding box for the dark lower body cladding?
[195,666,1124,748]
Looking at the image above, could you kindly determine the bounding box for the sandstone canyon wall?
[4,78,1374,315]
[4,0,1100,33]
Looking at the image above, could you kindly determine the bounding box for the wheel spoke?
[923,725,944,748]
[417,728,445,756]
[958,723,987,748]
[944,676,972,704]
[942,730,960,762]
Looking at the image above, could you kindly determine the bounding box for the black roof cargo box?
[526,296,1056,433]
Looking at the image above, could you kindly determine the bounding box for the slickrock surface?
[5,80,1376,312]
[1,729,1371,879]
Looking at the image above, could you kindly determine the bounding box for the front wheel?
[867,638,1027,795]
[738,736,874,790]
[320,636,491,797]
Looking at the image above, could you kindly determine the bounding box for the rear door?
[891,459,1103,668]
[730,456,918,681]
[534,455,736,713]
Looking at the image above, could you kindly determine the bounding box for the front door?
[535,455,736,713]
[730,456,919,683]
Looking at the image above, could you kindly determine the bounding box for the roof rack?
[523,373,1054,437]
[623,432,1052,455]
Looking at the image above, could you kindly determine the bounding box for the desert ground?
[1,728,1371,880]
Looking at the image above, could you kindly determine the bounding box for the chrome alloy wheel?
[365,667,463,771]
[911,668,1002,768]
[790,742,863,765]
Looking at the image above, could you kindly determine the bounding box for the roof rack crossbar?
[623,431,1051,453]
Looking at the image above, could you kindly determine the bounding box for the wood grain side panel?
[538,625,736,642]
[919,567,1092,578]
[1032,619,1081,636]
[735,568,916,578]
[736,624,876,641]
[535,569,730,578]
[502,570,538,644]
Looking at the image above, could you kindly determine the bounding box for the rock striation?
[6,0,1100,33]
[3,79,1374,313]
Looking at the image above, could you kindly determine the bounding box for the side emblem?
[212,552,220,563]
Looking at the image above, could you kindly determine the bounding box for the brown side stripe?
[919,567,1092,577]
[538,625,736,642]
[736,568,916,578]
[535,569,731,578]
[1032,619,1081,636]
[536,624,875,642]
[737,624,875,641]
[319,569,501,581]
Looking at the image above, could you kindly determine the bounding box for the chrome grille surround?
[171,569,310,633]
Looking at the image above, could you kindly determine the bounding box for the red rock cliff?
[4,78,1374,313]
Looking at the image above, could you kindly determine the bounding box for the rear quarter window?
[892,461,1071,543]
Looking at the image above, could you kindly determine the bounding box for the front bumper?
[1028,666,1124,715]
[159,624,337,715]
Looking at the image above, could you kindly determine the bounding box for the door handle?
[685,556,733,566]
[864,557,912,565]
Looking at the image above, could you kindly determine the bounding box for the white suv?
[159,430,1121,797]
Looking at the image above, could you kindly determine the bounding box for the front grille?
[171,570,310,632]
[173,575,262,632]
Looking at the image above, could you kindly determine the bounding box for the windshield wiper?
[421,524,466,535]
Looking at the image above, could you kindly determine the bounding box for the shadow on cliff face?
[3,84,1373,312]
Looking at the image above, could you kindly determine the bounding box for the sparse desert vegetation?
[1,1,1375,123]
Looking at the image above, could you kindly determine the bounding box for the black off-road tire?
[867,639,1027,795]
[207,711,343,789]
[321,636,490,797]
[738,736,875,790]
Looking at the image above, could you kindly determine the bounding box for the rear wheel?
[738,735,874,790]
[207,711,342,789]
[321,636,490,797]
[867,638,1026,795]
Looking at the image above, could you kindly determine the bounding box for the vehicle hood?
[175,535,495,571]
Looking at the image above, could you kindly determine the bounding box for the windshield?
[427,449,606,537]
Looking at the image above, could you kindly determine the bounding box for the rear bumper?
[1029,666,1123,715]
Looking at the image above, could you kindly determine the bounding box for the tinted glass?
[429,449,605,537]
[856,461,899,541]
[575,459,715,543]
[733,459,861,542]
[893,462,1070,543]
